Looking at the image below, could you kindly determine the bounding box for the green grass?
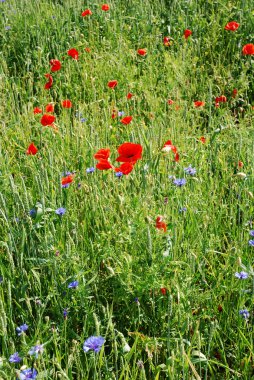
[0,0,254,378]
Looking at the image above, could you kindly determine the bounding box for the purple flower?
[184,165,196,176]
[115,172,123,177]
[80,118,87,122]
[19,368,37,380]
[63,308,68,318]
[55,207,66,216]
[29,208,36,218]
[248,240,254,246]
[83,336,105,353]
[239,309,250,319]
[68,281,79,289]
[179,207,187,213]
[28,344,44,358]
[16,324,28,336]
[235,271,248,279]
[86,167,95,173]
[173,178,186,187]
[5,26,11,30]
[118,111,125,117]
[9,352,22,363]
[249,230,254,237]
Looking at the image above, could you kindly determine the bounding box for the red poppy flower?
[40,114,56,126]
[62,99,72,108]
[26,143,38,155]
[44,74,53,89]
[111,110,117,119]
[156,216,167,232]
[61,174,74,186]
[224,21,240,31]
[184,29,192,39]
[161,140,177,154]
[115,162,134,175]
[194,101,205,107]
[232,89,238,98]
[199,136,206,144]
[82,9,92,16]
[174,152,180,162]
[137,49,147,56]
[116,142,142,163]
[163,36,171,46]
[160,287,167,295]
[167,99,174,105]
[33,107,42,114]
[85,47,91,53]
[238,161,244,168]
[94,148,110,160]
[101,4,110,11]
[242,44,254,55]
[215,95,227,103]
[67,48,79,60]
[108,80,118,89]
[127,92,133,99]
[50,59,61,72]
[120,116,133,125]
[96,159,113,170]
[45,103,54,113]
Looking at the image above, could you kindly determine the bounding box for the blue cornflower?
[248,240,254,246]
[83,336,105,353]
[134,297,139,304]
[115,172,123,177]
[179,207,187,213]
[118,111,125,117]
[19,368,37,380]
[239,309,250,319]
[249,230,254,237]
[86,167,95,173]
[235,271,248,279]
[29,209,36,218]
[28,344,44,358]
[80,118,87,122]
[68,281,79,289]
[5,26,11,30]
[16,324,28,336]
[184,165,196,176]
[55,207,66,216]
[173,178,186,187]
[63,308,68,318]
[9,352,22,363]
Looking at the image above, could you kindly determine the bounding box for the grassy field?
[0,0,254,378]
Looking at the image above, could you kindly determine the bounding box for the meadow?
[0,0,254,378]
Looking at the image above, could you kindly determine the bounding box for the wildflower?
[115,162,134,175]
[179,207,187,213]
[82,9,92,16]
[61,174,74,188]
[215,95,227,103]
[137,360,144,369]
[86,167,95,173]
[116,142,142,163]
[184,29,192,39]
[239,309,250,319]
[115,171,123,177]
[50,59,61,72]
[156,216,167,232]
[62,99,72,108]
[160,287,167,295]
[161,140,177,154]
[68,281,79,289]
[120,116,132,125]
[67,48,79,60]
[96,159,113,170]
[83,336,105,353]
[45,103,54,113]
[81,118,87,122]
[235,271,248,279]
[242,44,254,55]
[9,352,22,363]
[123,343,131,352]
[28,344,44,358]
[167,99,174,105]
[63,309,68,318]
[224,21,239,31]
[199,136,206,144]
[249,230,254,236]
[173,178,186,187]
[248,240,254,246]
[19,368,38,380]
[194,101,205,107]
[26,143,38,155]
[16,324,28,336]
[118,111,125,117]
[232,89,238,98]
[55,207,66,216]
[107,80,118,89]
[44,73,53,90]
[184,165,196,176]
[127,92,133,99]
[5,26,11,30]
[33,107,42,114]
[137,49,147,56]
[40,114,55,126]
[134,297,139,304]
[29,209,36,218]
[101,4,110,11]
[238,161,243,168]
[163,36,171,46]
[85,47,91,53]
